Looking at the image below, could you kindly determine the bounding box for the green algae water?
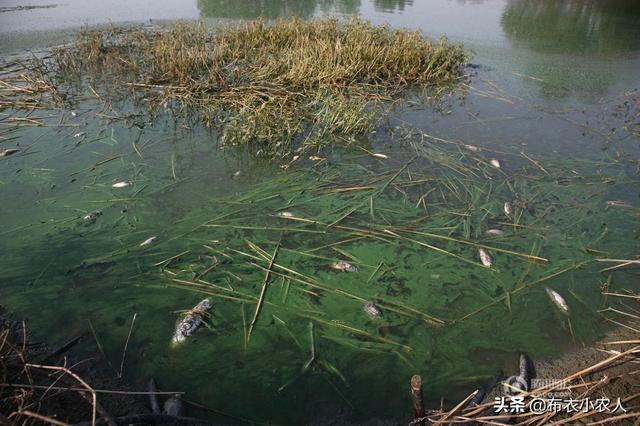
[2,1,640,424]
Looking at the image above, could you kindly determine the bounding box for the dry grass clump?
[46,18,468,151]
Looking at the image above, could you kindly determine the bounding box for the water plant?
[4,18,469,153]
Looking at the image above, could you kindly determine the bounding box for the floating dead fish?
[83,211,102,223]
[519,353,533,387]
[490,159,501,169]
[485,229,504,236]
[363,302,382,319]
[140,236,157,247]
[332,260,358,272]
[309,155,323,161]
[162,394,182,416]
[172,298,212,345]
[112,181,130,188]
[73,132,86,138]
[545,288,569,313]
[70,111,77,117]
[148,379,161,414]
[372,153,389,159]
[0,148,19,157]
[464,144,480,152]
[66,260,115,275]
[503,375,528,396]
[277,211,294,218]
[292,155,300,161]
[233,170,241,177]
[504,202,513,216]
[606,200,632,208]
[478,248,493,267]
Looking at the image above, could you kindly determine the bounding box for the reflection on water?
[502,0,640,53]
[197,0,360,19]
[373,0,413,13]
[499,0,640,99]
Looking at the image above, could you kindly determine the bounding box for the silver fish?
[172,298,212,345]
[332,260,358,272]
[490,159,501,169]
[485,229,504,236]
[83,211,102,224]
[372,153,389,159]
[112,181,130,188]
[363,302,382,319]
[162,394,182,416]
[545,288,569,313]
[0,148,19,157]
[606,200,632,208]
[478,248,493,267]
[140,236,157,247]
[504,202,513,216]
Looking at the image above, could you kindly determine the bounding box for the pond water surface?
[1,1,639,424]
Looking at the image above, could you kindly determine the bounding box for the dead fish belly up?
[545,288,569,313]
[478,248,493,267]
[363,302,382,319]
[504,202,513,216]
[172,298,212,345]
[332,260,358,272]
[163,394,183,416]
[0,148,19,157]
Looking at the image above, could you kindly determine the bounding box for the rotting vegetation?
[1,18,469,153]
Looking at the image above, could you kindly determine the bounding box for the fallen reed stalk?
[247,240,280,341]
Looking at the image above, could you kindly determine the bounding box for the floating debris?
[372,153,389,159]
[112,181,131,188]
[504,202,513,216]
[363,302,382,319]
[545,288,569,313]
[277,211,295,218]
[485,229,504,236]
[233,170,242,177]
[162,394,183,415]
[70,111,77,117]
[332,260,358,272]
[73,132,86,138]
[478,248,493,267]
[490,159,501,169]
[464,144,480,152]
[309,156,324,161]
[0,148,19,157]
[172,298,212,345]
[140,236,157,247]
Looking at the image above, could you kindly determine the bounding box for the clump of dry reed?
[45,18,468,151]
